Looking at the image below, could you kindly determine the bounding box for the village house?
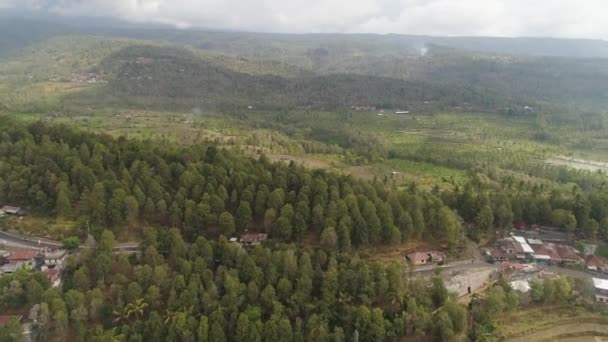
[554,244,583,265]
[6,250,37,264]
[44,249,68,268]
[491,236,533,261]
[512,236,535,259]
[0,206,25,216]
[586,255,608,273]
[406,252,430,265]
[593,278,608,303]
[489,247,508,262]
[45,269,62,288]
[405,251,446,266]
[531,244,561,264]
[428,251,446,263]
[240,233,268,247]
[0,261,27,274]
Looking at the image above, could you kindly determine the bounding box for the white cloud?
[2,0,608,39]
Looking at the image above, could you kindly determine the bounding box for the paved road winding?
[0,229,139,252]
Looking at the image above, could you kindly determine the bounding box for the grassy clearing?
[0,216,77,240]
[495,306,608,339]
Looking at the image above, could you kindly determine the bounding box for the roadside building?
[240,233,268,247]
[44,249,68,268]
[592,278,608,303]
[532,245,559,264]
[0,206,25,216]
[405,251,446,265]
[0,261,27,274]
[428,251,446,263]
[489,248,508,262]
[45,269,62,288]
[405,252,430,265]
[6,250,37,265]
[554,244,583,265]
[586,255,608,273]
[512,236,534,259]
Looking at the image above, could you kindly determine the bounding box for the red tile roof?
[555,245,582,262]
[586,255,607,268]
[406,252,430,263]
[6,250,37,261]
[532,244,561,262]
[46,269,61,283]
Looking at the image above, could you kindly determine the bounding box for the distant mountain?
[3,13,608,59]
[3,14,608,117]
[64,45,509,113]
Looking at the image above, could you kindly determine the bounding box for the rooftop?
[593,277,608,290]
[513,236,535,254]
[45,249,68,259]
[0,261,26,273]
[0,206,23,214]
[406,252,430,262]
[586,255,607,268]
[6,250,37,261]
[46,269,61,282]
[555,244,581,261]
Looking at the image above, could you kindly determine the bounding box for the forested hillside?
[64,45,519,112]
[0,118,462,248]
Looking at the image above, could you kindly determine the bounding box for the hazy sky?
[2,0,607,39]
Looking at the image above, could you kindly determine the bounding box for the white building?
[592,278,608,303]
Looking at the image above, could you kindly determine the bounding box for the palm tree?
[114,298,148,323]
[386,289,405,310]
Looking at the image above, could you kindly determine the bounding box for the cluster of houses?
[405,250,446,266]
[0,248,67,288]
[229,233,268,248]
[489,235,583,265]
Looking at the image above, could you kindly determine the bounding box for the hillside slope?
[63,45,515,112]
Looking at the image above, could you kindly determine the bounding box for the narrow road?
[0,230,62,249]
[0,229,140,251]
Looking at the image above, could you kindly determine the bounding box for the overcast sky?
[2,0,607,39]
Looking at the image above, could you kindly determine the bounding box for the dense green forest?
[3,117,608,247]
[0,110,604,341]
[0,118,462,248]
